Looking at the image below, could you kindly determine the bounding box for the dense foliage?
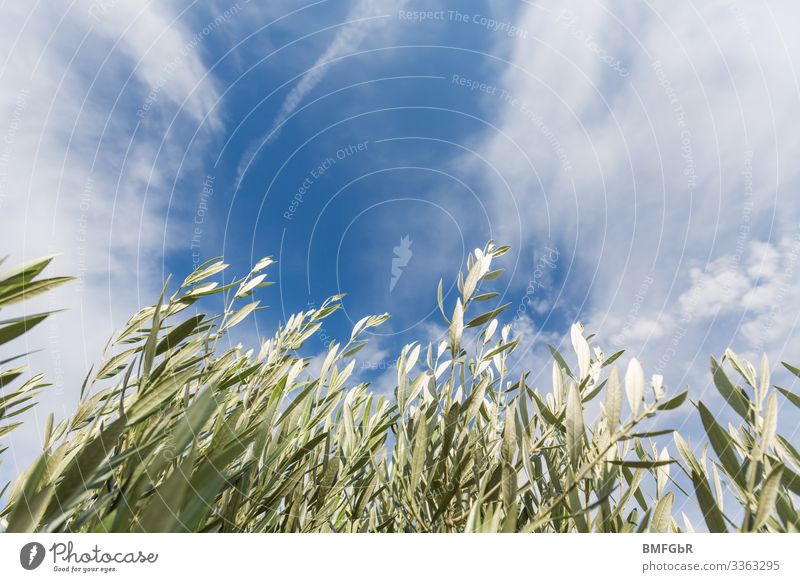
[1,244,799,532]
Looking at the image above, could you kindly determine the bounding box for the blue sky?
[2,0,800,516]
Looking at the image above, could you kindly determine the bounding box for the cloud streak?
[234,0,406,188]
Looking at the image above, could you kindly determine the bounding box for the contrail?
[269,0,398,140]
[234,0,406,188]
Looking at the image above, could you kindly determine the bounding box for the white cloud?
[679,257,752,320]
[458,0,800,390]
[0,0,224,483]
[616,237,800,362]
[79,0,222,125]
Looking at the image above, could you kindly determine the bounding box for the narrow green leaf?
[761,392,778,451]
[44,416,127,525]
[605,366,622,432]
[220,301,259,332]
[776,386,800,409]
[608,460,675,469]
[6,484,55,533]
[472,291,499,302]
[501,403,517,508]
[691,469,727,533]
[183,259,227,287]
[711,357,750,421]
[657,390,688,411]
[601,350,624,368]
[0,277,74,307]
[137,447,198,532]
[0,313,50,345]
[566,383,584,467]
[465,303,511,329]
[782,361,800,379]
[753,465,783,531]
[548,345,573,378]
[436,279,448,322]
[651,492,674,533]
[410,412,427,492]
[155,314,205,355]
[753,465,784,531]
[696,402,744,488]
[128,369,194,425]
[141,284,168,387]
[449,299,463,348]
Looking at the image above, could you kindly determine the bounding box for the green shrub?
[0,244,798,532]
[0,255,73,477]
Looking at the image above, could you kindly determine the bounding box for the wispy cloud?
[270,0,399,140]
[459,0,800,391]
[0,0,225,483]
[234,0,405,188]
